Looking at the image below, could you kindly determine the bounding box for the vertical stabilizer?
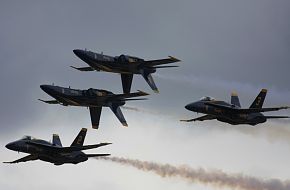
[140,69,159,93]
[71,128,87,147]
[109,103,128,127]
[121,74,133,94]
[250,89,267,109]
[231,91,241,107]
[52,134,62,147]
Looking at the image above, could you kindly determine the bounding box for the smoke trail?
[155,73,290,101]
[122,106,180,120]
[97,157,290,190]
[122,106,163,115]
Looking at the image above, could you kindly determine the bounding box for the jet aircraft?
[39,85,149,129]
[72,49,180,93]
[4,128,111,165]
[181,89,290,125]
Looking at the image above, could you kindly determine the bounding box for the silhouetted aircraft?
[181,89,290,125]
[39,85,149,129]
[4,128,111,165]
[72,49,180,93]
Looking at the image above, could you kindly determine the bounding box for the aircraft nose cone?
[185,103,192,111]
[185,102,198,111]
[40,85,52,93]
[5,142,17,151]
[73,49,84,57]
[40,84,46,90]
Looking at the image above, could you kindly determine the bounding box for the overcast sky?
[1,1,290,190]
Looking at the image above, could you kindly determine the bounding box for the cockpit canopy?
[85,88,112,97]
[199,96,215,101]
[115,54,143,63]
[20,136,36,140]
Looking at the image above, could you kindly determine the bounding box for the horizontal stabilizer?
[153,65,179,69]
[123,98,148,101]
[70,66,95,71]
[38,99,59,104]
[264,116,290,119]
[86,154,110,157]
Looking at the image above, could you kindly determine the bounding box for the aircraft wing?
[180,114,216,122]
[89,107,102,129]
[121,74,133,94]
[26,141,111,152]
[38,99,60,104]
[108,90,149,101]
[3,154,38,164]
[140,56,180,67]
[70,66,96,71]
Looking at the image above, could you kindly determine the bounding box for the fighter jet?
[181,89,290,125]
[39,85,149,129]
[4,128,111,165]
[72,49,180,93]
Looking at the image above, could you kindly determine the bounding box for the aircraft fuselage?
[73,49,156,75]
[40,85,125,107]
[185,100,266,125]
[5,139,88,165]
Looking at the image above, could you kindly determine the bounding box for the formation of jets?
[4,49,290,165]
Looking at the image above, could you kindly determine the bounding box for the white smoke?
[97,157,290,190]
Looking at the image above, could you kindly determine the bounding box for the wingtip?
[168,56,181,62]
[3,161,13,164]
[137,90,150,96]
[231,91,238,96]
[261,89,268,93]
[122,122,128,127]
[70,66,78,70]
[92,125,99,129]
[153,89,160,93]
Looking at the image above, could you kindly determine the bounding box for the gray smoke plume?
[122,106,180,120]
[97,157,290,190]
[122,106,162,115]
